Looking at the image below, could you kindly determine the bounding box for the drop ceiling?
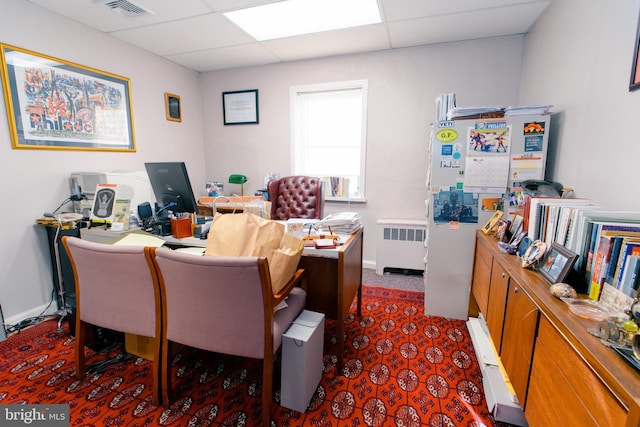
[26,0,552,72]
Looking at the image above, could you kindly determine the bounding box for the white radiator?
[376,219,426,275]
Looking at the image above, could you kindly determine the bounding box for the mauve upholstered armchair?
[61,236,162,405]
[150,248,307,426]
[267,176,324,220]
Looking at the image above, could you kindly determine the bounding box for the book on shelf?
[565,205,601,253]
[587,234,614,301]
[604,236,625,286]
[524,197,592,243]
[322,176,350,198]
[584,223,640,299]
[612,240,640,290]
[569,211,640,275]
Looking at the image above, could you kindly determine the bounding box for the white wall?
[0,0,205,323]
[199,36,528,265]
[9,0,628,327]
[521,0,640,210]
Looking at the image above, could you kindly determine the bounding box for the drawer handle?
[501,272,505,278]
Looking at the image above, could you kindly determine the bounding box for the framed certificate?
[222,89,259,125]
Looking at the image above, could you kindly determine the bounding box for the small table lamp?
[228,174,247,196]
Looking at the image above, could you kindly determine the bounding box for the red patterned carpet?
[0,286,500,426]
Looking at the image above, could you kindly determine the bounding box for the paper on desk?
[113,232,165,247]
[175,247,205,256]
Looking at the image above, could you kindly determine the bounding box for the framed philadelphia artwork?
[0,43,135,151]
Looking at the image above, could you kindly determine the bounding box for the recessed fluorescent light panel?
[224,0,382,41]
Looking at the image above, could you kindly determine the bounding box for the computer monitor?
[144,162,199,214]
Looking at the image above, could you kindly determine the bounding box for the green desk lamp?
[228,174,248,196]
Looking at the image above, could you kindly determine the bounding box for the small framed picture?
[509,230,528,247]
[165,93,181,122]
[223,89,259,125]
[521,239,546,268]
[495,219,511,242]
[538,242,578,284]
[481,210,504,235]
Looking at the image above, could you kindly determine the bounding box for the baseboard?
[363,259,375,270]
[3,302,59,332]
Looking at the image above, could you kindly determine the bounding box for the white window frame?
[290,80,368,202]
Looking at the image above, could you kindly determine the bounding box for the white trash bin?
[281,310,325,413]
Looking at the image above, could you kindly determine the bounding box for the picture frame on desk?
[0,43,135,151]
[481,210,504,235]
[538,242,578,284]
[522,239,546,268]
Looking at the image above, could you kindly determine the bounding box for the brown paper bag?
[204,212,304,294]
[204,212,283,257]
[258,232,305,294]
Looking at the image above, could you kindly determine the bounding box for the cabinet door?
[486,259,509,351]
[526,317,626,427]
[471,240,492,316]
[500,282,539,406]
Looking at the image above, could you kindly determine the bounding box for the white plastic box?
[466,316,528,426]
[281,310,325,413]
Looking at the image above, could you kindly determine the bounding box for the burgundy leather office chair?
[267,176,324,220]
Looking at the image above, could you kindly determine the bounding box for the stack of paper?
[316,212,362,234]
[447,105,503,120]
[504,105,552,116]
[435,93,456,122]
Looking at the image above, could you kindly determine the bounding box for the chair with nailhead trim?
[267,176,324,220]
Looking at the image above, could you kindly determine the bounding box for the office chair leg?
[262,357,273,426]
[75,321,87,379]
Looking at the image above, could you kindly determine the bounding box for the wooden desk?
[299,228,363,371]
[81,226,364,371]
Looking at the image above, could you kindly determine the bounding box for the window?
[290,80,368,200]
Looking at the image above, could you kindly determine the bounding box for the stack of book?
[524,196,640,307]
[447,105,503,120]
[435,93,456,122]
[503,105,553,117]
[323,176,350,198]
[579,214,640,304]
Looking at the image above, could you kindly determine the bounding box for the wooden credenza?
[470,231,640,427]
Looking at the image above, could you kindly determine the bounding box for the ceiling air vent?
[102,0,155,18]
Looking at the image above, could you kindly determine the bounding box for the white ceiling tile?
[28,0,216,32]
[23,0,552,72]
[200,0,279,13]
[381,0,549,22]
[110,14,254,56]
[262,24,391,62]
[388,3,549,48]
[166,43,281,72]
